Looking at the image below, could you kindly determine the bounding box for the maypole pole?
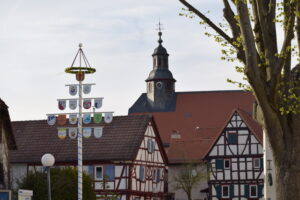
[65,43,96,200]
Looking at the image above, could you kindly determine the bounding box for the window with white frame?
[253,158,260,168]
[222,185,230,198]
[94,166,103,180]
[250,185,258,198]
[224,159,230,169]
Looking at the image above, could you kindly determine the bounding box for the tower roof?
[147,26,175,82]
[146,69,175,82]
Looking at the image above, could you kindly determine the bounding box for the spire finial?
[79,43,83,49]
[156,20,164,45]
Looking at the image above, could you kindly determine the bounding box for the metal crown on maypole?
[46,44,113,200]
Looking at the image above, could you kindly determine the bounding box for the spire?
[157,21,163,45]
[153,21,168,56]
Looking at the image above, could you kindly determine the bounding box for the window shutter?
[230,184,234,198]
[139,166,145,181]
[88,166,94,177]
[105,165,115,181]
[156,169,161,182]
[147,139,154,153]
[258,184,264,197]
[244,184,249,198]
[216,159,223,169]
[260,158,264,169]
[228,133,237,144]
[215,184,221,199]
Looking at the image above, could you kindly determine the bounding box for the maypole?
[65,44,96,200]
[46,44,114,200]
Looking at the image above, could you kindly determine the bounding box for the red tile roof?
[10,115,153,164]
[131,90,262,164]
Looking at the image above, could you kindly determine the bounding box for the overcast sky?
[0,0,244,121]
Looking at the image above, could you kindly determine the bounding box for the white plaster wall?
[168,164,208,200]
[264,132,276,200]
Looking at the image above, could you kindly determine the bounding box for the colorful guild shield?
[69,85,77,96]
[83,85,91,94]
[47,115,56,126]
[94,127,103,138]
[69,114,77,125]
[94,98,103,109]
[69,127,77,139]
[58,100,66,110]
[57,128,67,139]
[93,113,102,124]
[104,112,113,123]
[83,99,92,109]
[83,128,92,138]
[69,100,77,110]
[57,115,67,125]
[83,114,91,124]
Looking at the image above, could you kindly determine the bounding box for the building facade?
[10,115,168,200]
[205,109,264,200]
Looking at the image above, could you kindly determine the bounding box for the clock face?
[156,82,162,89]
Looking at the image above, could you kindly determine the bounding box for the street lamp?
[41,153,55,200]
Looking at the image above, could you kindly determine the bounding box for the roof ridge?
[12,114,151,123]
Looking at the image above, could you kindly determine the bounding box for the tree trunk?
[277,161,300,200]
[266,114,300,200]
[187,192,192,200]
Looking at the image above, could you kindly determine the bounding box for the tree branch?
[235,1,283,148]
[179,0,233,46]
[255,0,278,72]
[274,2,296,75]
[222,0,246,63]
[297,2,300,58]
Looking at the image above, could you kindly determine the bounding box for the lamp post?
[41,153,55,200]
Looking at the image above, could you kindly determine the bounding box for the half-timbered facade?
[10,115,168,200]
[205,109,264,200]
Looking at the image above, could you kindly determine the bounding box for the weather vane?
[156,19,164,32]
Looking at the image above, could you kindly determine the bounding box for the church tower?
[146,25,176,111]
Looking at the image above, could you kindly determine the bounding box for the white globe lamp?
[41,153,55,200]
[41,153,55,167]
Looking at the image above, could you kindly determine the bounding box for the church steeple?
[146,23,176,111]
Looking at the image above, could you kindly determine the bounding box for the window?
[148,83,152,93]
[228,132,238,144]
[147,139,154,153]
[139,166,145,181]
[253,158,261,168]
[216,159,223,170]
[250,185,258,198]
[94,166,103,180]
[224,159,230,169]
[222,185,230,198]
